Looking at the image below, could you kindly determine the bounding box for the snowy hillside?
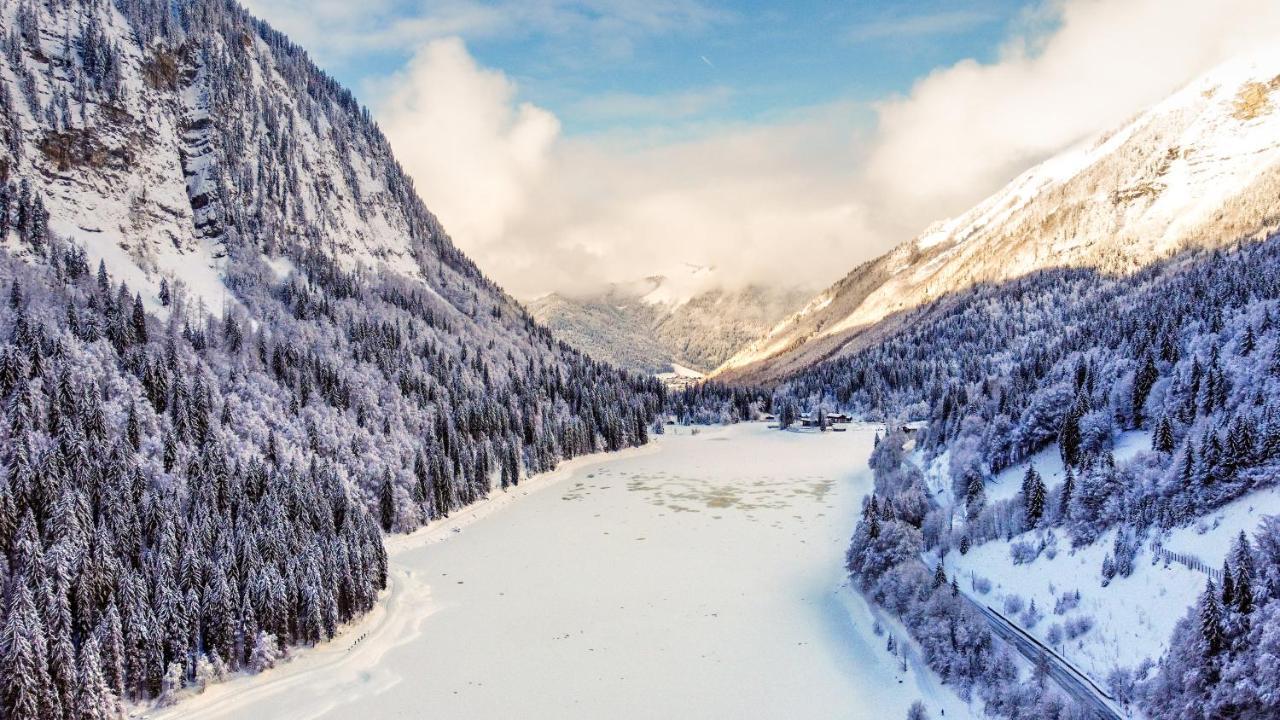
[807,227,1280,717]
[717,49,1280,384]
[951,482,1280,693]
[0,0,471,317]
[0,1,668,716]
[529,271,810,375]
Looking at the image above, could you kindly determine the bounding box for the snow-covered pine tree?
[1132,353,1158,427]
[1024,469,1046,528]
[1200,579,1224,658]
[1236,566,1255,615]
[1154,415,1175,454]
[73,634,118,720]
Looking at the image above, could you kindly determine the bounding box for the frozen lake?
[151,423,968,720]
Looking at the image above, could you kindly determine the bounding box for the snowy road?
[149,424,975,720]
[975,605,1124,720]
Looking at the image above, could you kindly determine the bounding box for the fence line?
[1152,541,1222,582]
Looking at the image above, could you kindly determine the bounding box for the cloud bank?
[377,43,867,297]
[371,0,1280,299]
[377,39,560,273]
[863,0,1280,241]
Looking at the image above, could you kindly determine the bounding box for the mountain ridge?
[0,1,666,712]
[714,48,1280,384]
[529,272,811,375]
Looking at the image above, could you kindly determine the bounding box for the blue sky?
[468,1,1036,136]
[242,0,1280,298]
[251,0,1037,138]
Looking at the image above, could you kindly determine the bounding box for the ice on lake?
[150,423,974,720]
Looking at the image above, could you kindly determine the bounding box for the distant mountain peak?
[529,278,812,375]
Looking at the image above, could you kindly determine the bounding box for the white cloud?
[377,38,867,298]
[513,107,869,297]
[375,39,560,269]
[375,0,1280,300]
[861,0,1280,241]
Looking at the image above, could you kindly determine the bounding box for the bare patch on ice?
[623,474,834,512]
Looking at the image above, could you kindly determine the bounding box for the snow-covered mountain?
[0,0,461,313]
[716,49,1280,384]
[0,0,666,712]
[529,272,811,375]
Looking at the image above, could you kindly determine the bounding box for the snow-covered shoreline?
[140,440,664,720]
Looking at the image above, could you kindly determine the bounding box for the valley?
[2,1,1279,719]
[148,425,974,720]
[529,275,812,376]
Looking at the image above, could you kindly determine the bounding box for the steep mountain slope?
[527,278,671,374]
[717,49,1280,384]
[529,273,810,375]
[0,0,663,713]
[0,0,465,308]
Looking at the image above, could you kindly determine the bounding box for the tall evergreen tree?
[1153,416,1175,454]
[1235,567,1254,615]
[1240,324,1256,356]
[1,585,54,720]
[1132,353,1158,427]
[1025,470,1047,527]
[1200,579,1224,658]
[1020,465,1039,503]
[73,634,116,720]
[131,293,146,344]
[379,474,396,533]
[1057,466,1075,521]
[1059,401,1083,467]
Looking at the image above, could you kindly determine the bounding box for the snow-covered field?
[146,424,975,720]
[949,438,1280,688]
[925,430,1151,505]
[952,522,1198,681]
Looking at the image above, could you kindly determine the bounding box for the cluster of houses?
[803,412,852,427]
[761,411,854,429]
[760,413,928,435]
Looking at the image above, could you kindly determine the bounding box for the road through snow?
[147,424,976,720]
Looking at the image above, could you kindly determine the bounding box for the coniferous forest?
[0,217,666,715]
[2,0,1279,719]
[781,236,1280,718]
[0,0,667,715]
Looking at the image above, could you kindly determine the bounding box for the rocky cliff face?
[0,0,485,314]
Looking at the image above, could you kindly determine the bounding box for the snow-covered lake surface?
[148,423,973,720]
